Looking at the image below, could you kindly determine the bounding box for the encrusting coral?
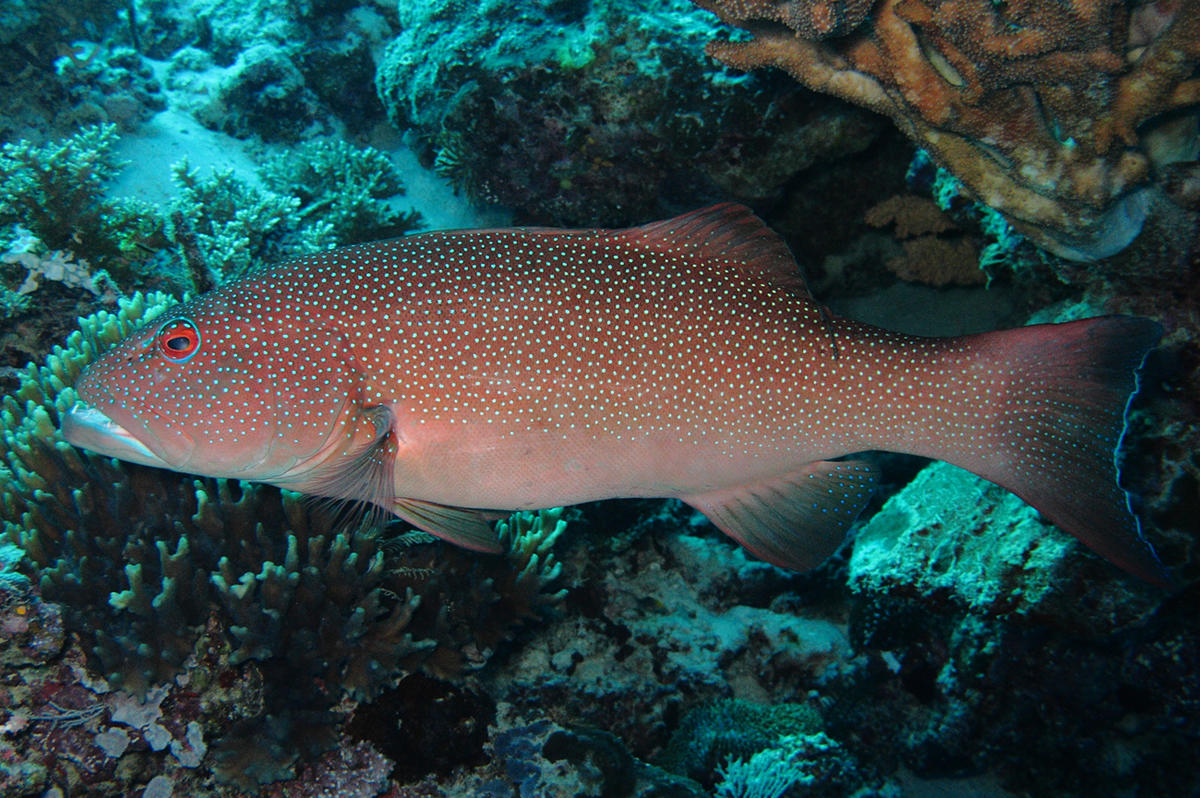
[695,0,1200,260]
[864,194,984,286]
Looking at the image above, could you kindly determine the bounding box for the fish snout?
[61,402,172,469]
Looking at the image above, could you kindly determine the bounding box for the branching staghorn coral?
[1,126,423,302]
[695,0,1200,260]
[713,732,858,798]
[0,124,164,282]
[170,139,422,286]
[258,139,423,246]
[382,508,573,678]
[168,160,310,285]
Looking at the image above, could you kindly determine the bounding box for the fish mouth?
[61,403,172,469]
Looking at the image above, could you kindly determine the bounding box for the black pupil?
[166,334,191,351]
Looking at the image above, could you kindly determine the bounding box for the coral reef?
[902,148,1066,284]
[696,0,1200,259]
[848,462,1081,615]
[375,0,880,225]
[834,590,1200,796]
[487,502,852,762]
[0,124,162,280]
[171,138,420,285]
[345,673,495,783]
[0,0,1196,794]
[542,724,705,797]
[864,194,983,286]
[713,732,863,798]
[53,45,167,132]
[660,698,824,786]
[1,230,107,300]
[0,124,418,369]
[261,738,393,798]
[137,0,388,136]
[258,139,423,246]
[195,44,322,142]
[169,161,310,285]
[0,127,419,294]
[0,0,135,136]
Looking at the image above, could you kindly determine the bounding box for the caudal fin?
[960,316,1170,587]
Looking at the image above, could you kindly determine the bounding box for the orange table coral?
[695,0,1200,259]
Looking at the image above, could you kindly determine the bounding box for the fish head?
[63,290,368,483]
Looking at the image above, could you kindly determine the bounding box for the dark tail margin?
[967,316,1172,587]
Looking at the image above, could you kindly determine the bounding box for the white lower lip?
[60,403,170,468]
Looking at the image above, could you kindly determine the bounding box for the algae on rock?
[847,461,1076,614]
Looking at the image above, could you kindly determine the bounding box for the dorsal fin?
[617,203,810,296]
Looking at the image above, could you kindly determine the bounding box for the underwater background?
[0,0,1198,795]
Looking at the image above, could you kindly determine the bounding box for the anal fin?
[682,460,879,571]
[393,498,505,553]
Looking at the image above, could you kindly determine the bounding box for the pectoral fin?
[393,498,505,553]
[683,460,879,571]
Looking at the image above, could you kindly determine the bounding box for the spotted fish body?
[63,205,1169,584]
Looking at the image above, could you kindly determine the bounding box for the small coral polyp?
[696,0,1200,260]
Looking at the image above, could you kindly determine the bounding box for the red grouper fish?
[62,204,1171,586]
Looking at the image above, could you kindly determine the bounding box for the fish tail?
[948,316,1170,586]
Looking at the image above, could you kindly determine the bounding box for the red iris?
[157,318,202,363]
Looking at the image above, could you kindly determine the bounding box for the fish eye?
[157,317,202,363]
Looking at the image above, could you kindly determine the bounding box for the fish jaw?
[61,402,174,469]
[66,358,202,470]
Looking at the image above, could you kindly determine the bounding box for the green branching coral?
[170,139,422,286]
[660,699,824,787]
[169,160,309,285]
[496,507,570,615]
[209,520,437,702]
[1,126,422,302]
[374,508,572,679]
[0,124,165,281]
[259,139,423,246]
